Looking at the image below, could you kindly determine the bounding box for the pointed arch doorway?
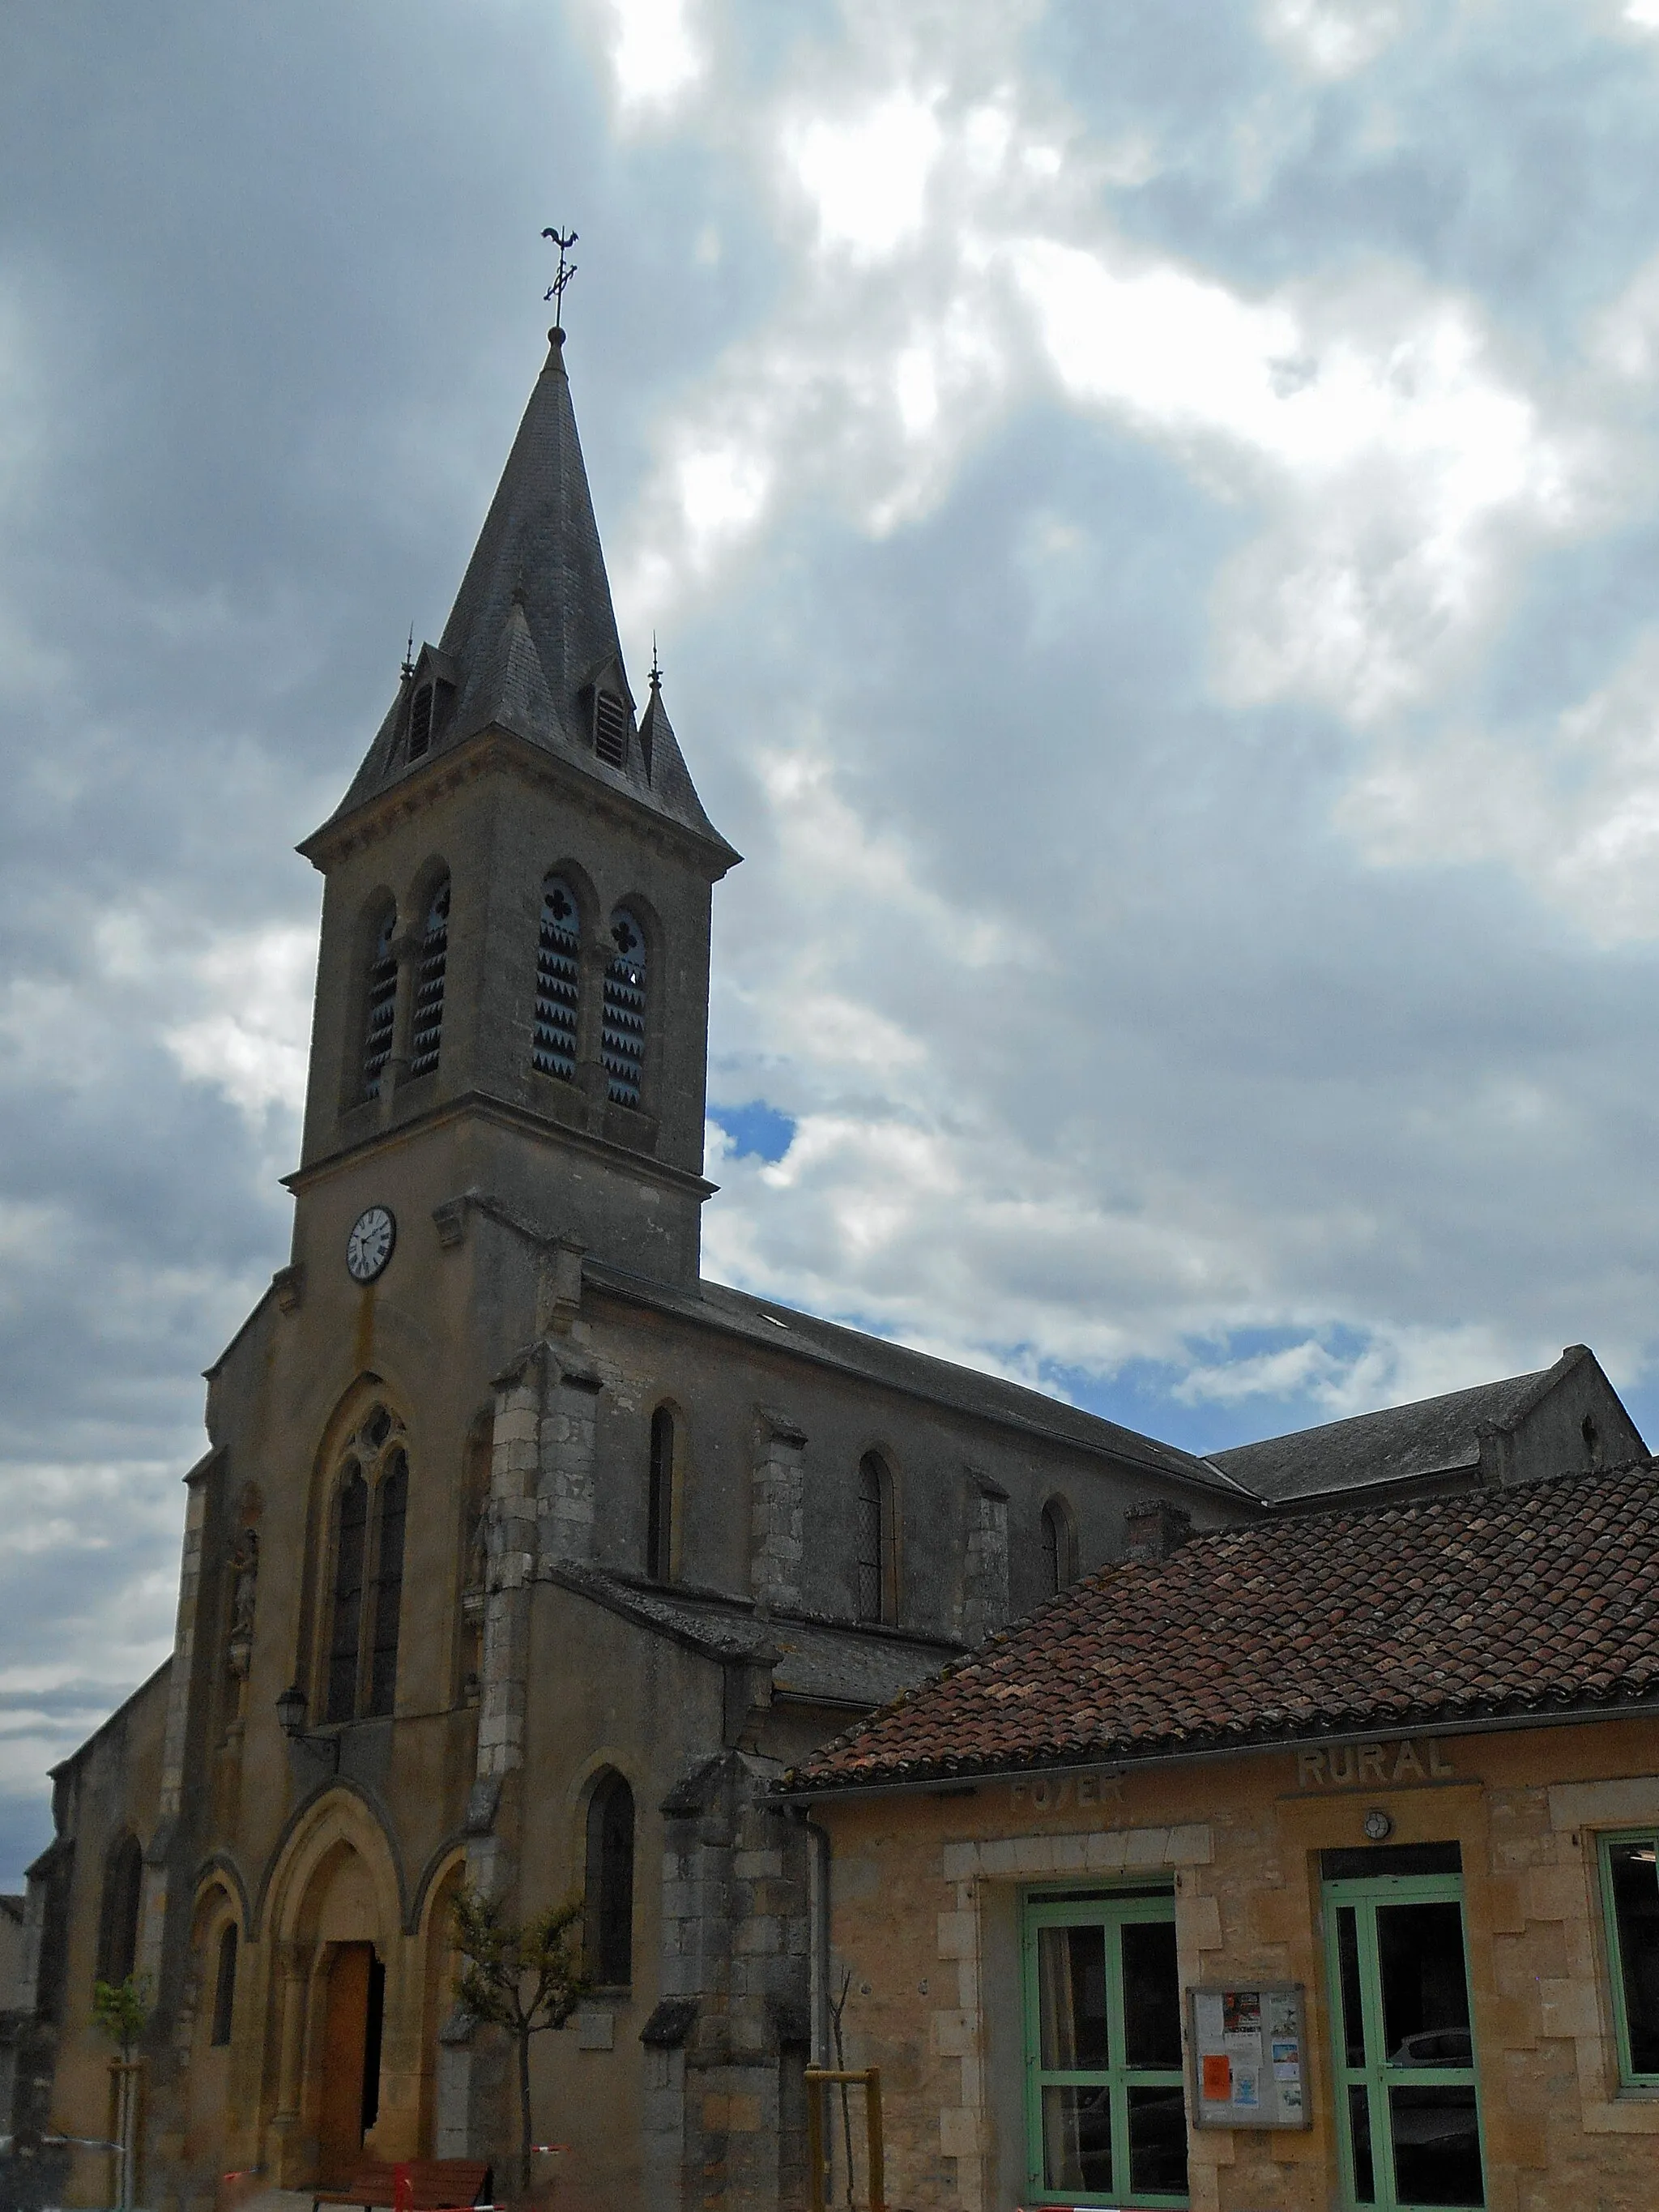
[319,1941,386,2180]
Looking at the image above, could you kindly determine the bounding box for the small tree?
[451,1881,591,2195]
[92,1975,150,2212]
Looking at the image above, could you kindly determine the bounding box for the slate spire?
[328,330,732,856]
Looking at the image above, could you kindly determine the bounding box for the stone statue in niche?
[227,1528,258,1680]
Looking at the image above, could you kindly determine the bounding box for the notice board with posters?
[1188,1984,1310,2128]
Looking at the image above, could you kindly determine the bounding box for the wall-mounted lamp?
[275,1684,339,1771]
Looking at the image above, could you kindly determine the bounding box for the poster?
[1188,1984,1309,2129]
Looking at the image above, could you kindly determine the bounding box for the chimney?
[1123,1499,1192,1565]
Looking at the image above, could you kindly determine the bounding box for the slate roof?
[546,1560,960,1707]
[585,1262,1233,1493]
[790,1462,1659,1791]
[319,332,736,862]
[1206,1348,1587,1504]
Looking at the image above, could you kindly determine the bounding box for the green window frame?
[1021,1883,1188,2209]
[1597,1828,1659,2086]
[1322,1868,1486,2211]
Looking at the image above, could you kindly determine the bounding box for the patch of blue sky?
[709,1099,796,1163]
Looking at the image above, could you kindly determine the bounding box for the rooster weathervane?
[542,227,578,326]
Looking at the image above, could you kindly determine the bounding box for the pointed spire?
[325,332,734,860]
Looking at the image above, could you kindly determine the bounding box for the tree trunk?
[517,2027,532,2197]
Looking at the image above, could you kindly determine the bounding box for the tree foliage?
[92,1975,150,2060]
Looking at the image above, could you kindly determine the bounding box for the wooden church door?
[318,1944,384,2180]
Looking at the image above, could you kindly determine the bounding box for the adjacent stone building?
[12,316,1650,2212]
[792,1462,1659,2212]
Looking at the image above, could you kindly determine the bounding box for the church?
[9,322,1644,2212]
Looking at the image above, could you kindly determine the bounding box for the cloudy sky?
[9,0,1659,1882]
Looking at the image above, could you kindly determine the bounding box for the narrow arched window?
[367,1450,407,1717]
[1041,1497,1077,1598]
[855,1454,887,1625]
[585,1772,635,1985]
[211,1922,238,2046]
[594,690,629,769]
[534,874,581,1081]
[603,907,646,1108]
[407,684,434,762]
[361,907,398,1100]
[409,875,450,1078]
[323,1407,410,1723]
[646,1407,675,1582]
[97,1832,144,1988]
[326,1466,368,1723]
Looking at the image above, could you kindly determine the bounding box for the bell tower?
[288,327,739,1288]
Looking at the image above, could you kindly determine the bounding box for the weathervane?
[542,227,578,327]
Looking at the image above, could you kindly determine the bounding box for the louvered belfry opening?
[407,683,434,761]
[594,688,629,768]
[409,876,450,1077]
[603,907,646,1107]
[534,873,582,1079]
[361,907,398,1098]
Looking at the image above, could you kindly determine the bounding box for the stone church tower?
[17,328,1246,2212]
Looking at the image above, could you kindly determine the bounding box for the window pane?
[1127,2085,1188,2197]
[1610,1839,1659,2074]
[1120,1918,1181,2069]
[1337,1905,1367,2068]
[1038,1925,1110,2071]
[1040,2085,1112,2194]
[1346,2084,1377,2203]
[1376,1901,1472,2065]
[211,1924,237,2046]
[367,1455,406,1718]
[1388,2084,1484,2206]
[328,1472,368,1722]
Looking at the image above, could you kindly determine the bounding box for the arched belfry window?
[594,689,629,769]
[361,906,398,1100]
[97,1831,143,1989]
[324,1404,410,1723]
[601,902,646,1101]
[534,874,581,1081]
[646,1407,676,1582]
[409,876,450,1078]
[603,907,647,1109]
[210,1921,238,2045]
[855,1453,894,1625]
[585,1771,635,1986]
[1041,1497,1077,1598]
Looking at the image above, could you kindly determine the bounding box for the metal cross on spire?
[541,227,578,327]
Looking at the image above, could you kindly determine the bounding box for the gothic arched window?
[324,1406,410,1723]
[211,1921,238,2046]
[602,907,647,1108]
[1041,1496,1077,1598]
[533,874,581,1081]
[646,1406,676,1582]
[361,905,398,1100]
[97,1832,144,1989]
[585,1771,635,1986]
[855,1453,893,1625]
[409,875,450,1078]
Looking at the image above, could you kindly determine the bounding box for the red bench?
[313,2159,493,2212]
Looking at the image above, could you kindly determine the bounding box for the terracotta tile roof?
[790,1463,1659,1791]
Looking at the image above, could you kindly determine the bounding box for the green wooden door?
[1022,1888,1188,2208]
[1323,1872,1485,2210]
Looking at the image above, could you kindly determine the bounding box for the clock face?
[346,1206,396,1283]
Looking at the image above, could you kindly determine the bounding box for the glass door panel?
[1025,1891,1189,2208]
[1324,1873,1485,2212]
